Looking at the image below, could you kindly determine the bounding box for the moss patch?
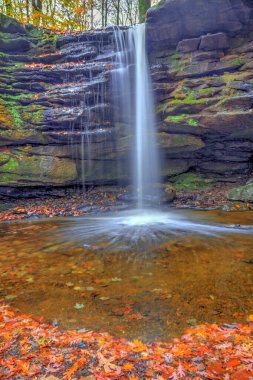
[171,173,213,191]
[0,99,44,128]
[166,114,199,127]
[169,52,191,71]
[0,154,10,166]
[0,96,46,144]
[0,148,77,185]
[166,115,186,123]
[230,58,246,67]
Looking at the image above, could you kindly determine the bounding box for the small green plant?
[167,115,186,123]
[187,118,199,127]
[9,106,23,127]
[169,52,191,71]
[230,58,246,67]
[166,114,199,127]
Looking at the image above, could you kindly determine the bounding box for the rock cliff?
[147,0,253,194]
[0,14,124,192]
[1,0,253,198]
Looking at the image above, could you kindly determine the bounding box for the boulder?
[199,33,229,51]
[0,151,78,186]
[228,179,253,201]
[118,183,176,204]
[161,183,176,202]
[161,159,191,177]
[146,0,253,52]
[177,37,200,53]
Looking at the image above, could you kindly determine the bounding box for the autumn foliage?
[0,304,252,379]
[0,0,144,31]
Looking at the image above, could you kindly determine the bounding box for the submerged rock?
[117,183,176,205]
[160,183,176,203]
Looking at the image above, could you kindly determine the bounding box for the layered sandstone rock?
[1,1,253,197]
[147,0,253,194]
[0,14,123,188]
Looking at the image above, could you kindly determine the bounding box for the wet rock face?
[147,0,253,189]
[0,14,124,188]
[1,3,253,193]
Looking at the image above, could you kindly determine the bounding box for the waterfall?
[112,24,160,208]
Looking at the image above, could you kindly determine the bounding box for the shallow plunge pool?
[0,209,252,341]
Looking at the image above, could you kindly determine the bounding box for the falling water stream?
[112,24,159,208]
[64,23,253,246]
[134,24,159,208]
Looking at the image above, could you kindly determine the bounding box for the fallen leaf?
[74,303,84,310]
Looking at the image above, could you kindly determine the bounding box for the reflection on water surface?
[0,209,252,341]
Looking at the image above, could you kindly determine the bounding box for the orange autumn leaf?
[226,358,241,368]
[231,370,253,380]
[0,304,252,379]
[122,362,134,371]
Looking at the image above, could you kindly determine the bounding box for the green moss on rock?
[166,114,199,127]
[0,154,10,166]
[0,148,78,185]
[228,179,253,202]
[171,173,213,191]
[0,93,46,144]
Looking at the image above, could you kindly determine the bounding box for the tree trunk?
[26,0,30,21]
[116,0,120,25]
[101,0,105,27]
[138,0,150,23]
[91,7,94,29]
[5,0,12,16]
[32,0,43,26]
[104,0,108,27]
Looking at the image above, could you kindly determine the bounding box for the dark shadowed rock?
[161,183,176,203]
[177,37,200,53]
[199,33,229,51]
[192,50,224,62]
[0,14,27,34]
[0,36,31,52]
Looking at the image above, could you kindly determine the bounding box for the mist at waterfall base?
[67,24,253,249]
